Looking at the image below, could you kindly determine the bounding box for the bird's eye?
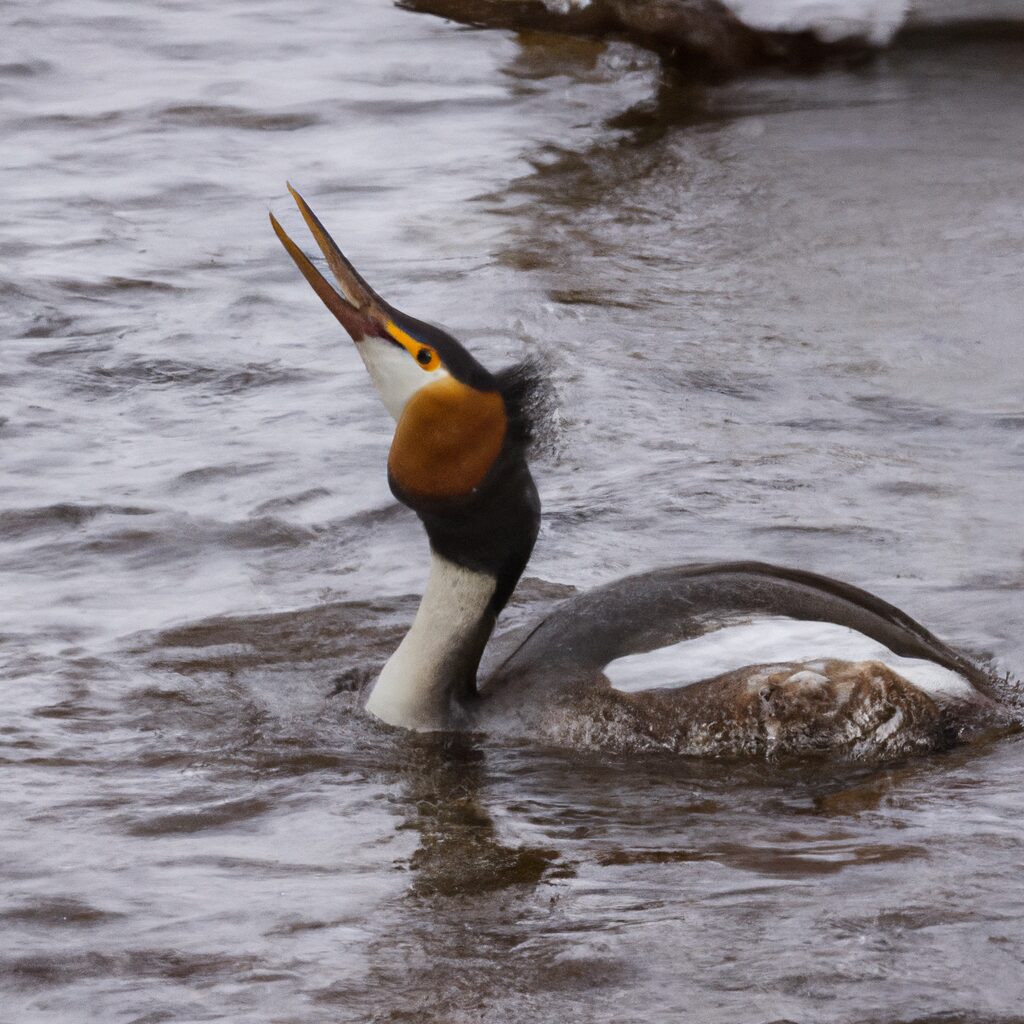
[415,347,439,371]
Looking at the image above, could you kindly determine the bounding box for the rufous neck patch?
[388,377,507,500]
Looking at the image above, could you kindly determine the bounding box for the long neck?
[365,552,498,731]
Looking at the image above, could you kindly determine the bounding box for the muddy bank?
[400,0,1024,76]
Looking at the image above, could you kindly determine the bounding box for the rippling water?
[3,2,1024,1021]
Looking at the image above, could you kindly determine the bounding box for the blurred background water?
[2,1,1023,1021]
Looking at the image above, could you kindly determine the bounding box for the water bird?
[270,187,1012,760]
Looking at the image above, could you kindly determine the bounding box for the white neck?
[365,552,497,731]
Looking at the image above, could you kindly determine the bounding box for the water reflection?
[394,735,561,896]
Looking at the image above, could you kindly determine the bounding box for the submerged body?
[270,189,1015,761]
[478,560,1012,759]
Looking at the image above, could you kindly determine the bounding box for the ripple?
[1,511,317,577]
[0,503,153,541]
[358,95,515,118]
[32,699,108,721]
[168,462,275,490]
[993,413,1024,430]
[0,896,121,927]
[155,103,320,131]
[22,110,125,130]
[598,847,711,866]
[79,513,315,555]
[677,367,768,400]
[852,394,957,429]
[55,274,177,296]
[751,522,898,539]
[547,287,645,309]
[220,516,317,550]
[135,597,413,672]
[875,480,955,498]
[712,839,930,877]
[72,357,307,397]
[253,487,332,514]
[125,796,276,836]
[19,311,78,339]
[0,60,52,78]
[2,949,260,989]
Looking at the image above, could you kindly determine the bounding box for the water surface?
[2,2,1023,1021]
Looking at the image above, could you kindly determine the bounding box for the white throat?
[365,552,497,731]
[355,335,448,421]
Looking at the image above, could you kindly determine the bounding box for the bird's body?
[475,562,1009,759]
[270,188,1014,761]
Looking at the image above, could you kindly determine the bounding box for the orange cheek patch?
[388,378,507,500]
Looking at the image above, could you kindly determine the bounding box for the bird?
[269,186,1014,761]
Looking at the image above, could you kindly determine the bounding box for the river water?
[3,2,1024,1021]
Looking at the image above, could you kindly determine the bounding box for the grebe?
[270,187,1012,760]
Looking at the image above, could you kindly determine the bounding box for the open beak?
[269,185,391,342]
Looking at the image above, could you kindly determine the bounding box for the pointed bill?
[269,187,390,342]
[287,184,390,312]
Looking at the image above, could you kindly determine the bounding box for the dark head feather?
[495,356,557,456]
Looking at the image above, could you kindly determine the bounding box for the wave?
[0,503,153,541]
